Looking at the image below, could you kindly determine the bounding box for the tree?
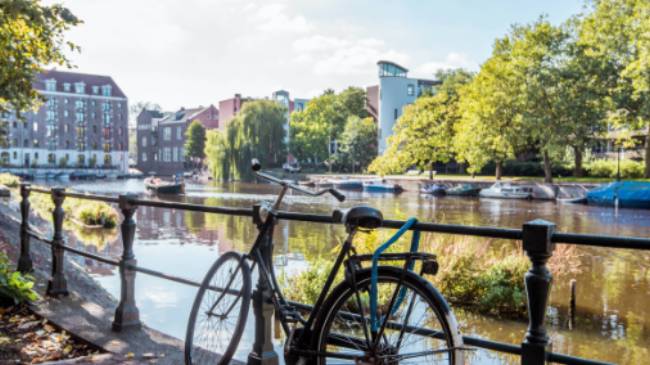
[205,100,286,181]
[290,87,368,165]
[369,69,473,177]
[578,0,650,176]
[454,37,524,180]
[0,0,80,116]
[336,116,377,173]
[184,120,206,168]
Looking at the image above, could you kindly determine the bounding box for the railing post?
[47,187,69,296]
[17,183,32,273]
[248,206,279,365]
[521,219,556,365]
[112,193,141,331]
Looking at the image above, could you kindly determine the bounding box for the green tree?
[290,87,368,165]
[205,100,286,181]
[369,69,473,177]
[0,0,80,115]
[336,116,377,173]
[578,0,650,176]
[454,37,524,179]
[184,120,206,168]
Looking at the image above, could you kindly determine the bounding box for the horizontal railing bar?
[60,244,120,266]
[128,198,254,216]
[552,232,650,250]
[127,264,203,288]
[548,352,613,365]
[26,230,52,244]
[384,219,524,239]
[63,191,120,203]
[28,186,52,194]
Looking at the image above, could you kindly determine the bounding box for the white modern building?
[373,60,440,153]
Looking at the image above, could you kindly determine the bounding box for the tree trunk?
[429,161,434,180]
[543,150,553,183]
[645,134,650,178]
[573,147,584,178]
[495,160,503,180]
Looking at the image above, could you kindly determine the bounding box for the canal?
[48,179,650,364]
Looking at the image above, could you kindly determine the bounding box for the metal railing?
[15,182,647,365]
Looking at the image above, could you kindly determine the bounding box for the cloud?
[247,3,312,33]
[292,35,409,76]
[413,52,478,77]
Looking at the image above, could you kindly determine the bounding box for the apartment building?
[367,60,440,153]
[136,105,219,175]
[0,69,129,172]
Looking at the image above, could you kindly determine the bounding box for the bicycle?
[185,159,465,364]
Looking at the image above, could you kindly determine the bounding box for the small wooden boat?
[479,182,533,199]
[446,183,481,197]
[420,184,446,196]
[145,177,185,195]
[333,179,364,191]
[363,180,403,194]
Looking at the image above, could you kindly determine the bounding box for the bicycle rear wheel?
[313,266,464,364]
[185,251,252,365]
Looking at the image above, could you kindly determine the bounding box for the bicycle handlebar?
[251,159,345,202]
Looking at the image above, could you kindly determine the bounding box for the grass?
[28,187,119,229]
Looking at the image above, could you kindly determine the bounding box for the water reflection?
[42,180,650,364]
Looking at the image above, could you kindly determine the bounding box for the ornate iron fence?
[16,182,646,365]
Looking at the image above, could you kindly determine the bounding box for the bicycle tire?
[185,251,252,365]
[312,266,464,364]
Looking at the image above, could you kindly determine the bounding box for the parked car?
[283,162,301,173]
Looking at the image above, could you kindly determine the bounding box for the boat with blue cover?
[586,181,650,209]
[333,179,364,191]
[420,183,446,196]
[363,180,404,194]
[446,183,481,197]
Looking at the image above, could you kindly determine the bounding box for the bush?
[585,159,644,179]
[0,252,39,305]
[479,160,573,177]
[76,202,118,228]
[433,252,529,318]
[0,173,20,188]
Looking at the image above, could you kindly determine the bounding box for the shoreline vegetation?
[283,231,584,320]
[0,173,118,230]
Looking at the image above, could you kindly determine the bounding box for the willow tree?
[454,38,524,180]
[369,69,472,177]
[205,100,286,182]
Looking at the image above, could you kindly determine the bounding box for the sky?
[47,0,586,113]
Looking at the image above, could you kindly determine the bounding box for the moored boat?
[446,183,481,197]
[586,181,650,209]
[333,179,363,191]
[420,183,446,196]
[479,182,533,199]
[145,177,185,195]
[363,180,403,193]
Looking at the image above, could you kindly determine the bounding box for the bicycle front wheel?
[185,251,252,365]
[313,266,464,364]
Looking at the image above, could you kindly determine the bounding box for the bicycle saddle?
[334,205,383,230]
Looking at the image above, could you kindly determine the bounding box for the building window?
[33,139,39,147]
[34,152,39,161]
[142,136,147,147]
[63,124,68,133]
[102,85,112,96]
[64,98,69,104]
[64,110,69,117]
[45,79,56,92]
[163,127,171,141]
[74,82,85,94]
[13,151,17,160]
[92,86,99,94]
[172,147,178,162]
[64,83,71,92]
[33,123,38,132]
[407,84,414,96]
[142,152,147,162]
[76,112,84,122]
[177,126,182,140]
[23,139,28,147]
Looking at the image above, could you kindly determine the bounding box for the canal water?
[51,179,649,364]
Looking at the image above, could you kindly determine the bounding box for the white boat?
[479,182,533,199]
